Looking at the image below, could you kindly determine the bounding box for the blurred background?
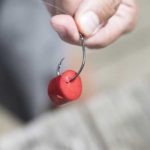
[0,0,150,149]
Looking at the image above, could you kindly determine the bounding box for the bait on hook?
[48,34,86,106]
[42,1,87,105]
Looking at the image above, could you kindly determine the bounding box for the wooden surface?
[0,78,150,150]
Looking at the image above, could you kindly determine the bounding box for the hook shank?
[57,33,86,82]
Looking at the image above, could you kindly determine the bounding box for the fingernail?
[79,11,100,36]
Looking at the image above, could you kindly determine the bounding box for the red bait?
[48,70,82,105]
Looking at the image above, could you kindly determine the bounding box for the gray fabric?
[0,0,65,120]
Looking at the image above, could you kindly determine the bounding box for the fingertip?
[50,16,66,38]
[50,15,80,44]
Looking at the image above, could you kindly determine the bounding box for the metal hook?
[57,33,86,82]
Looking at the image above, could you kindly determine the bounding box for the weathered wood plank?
[0,107,101,150]
[86,79,150,150]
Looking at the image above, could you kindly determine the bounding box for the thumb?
[75,0,121,37]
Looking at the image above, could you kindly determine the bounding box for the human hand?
[46,0,138,49]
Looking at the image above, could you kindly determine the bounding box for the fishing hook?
[57,33,86,82]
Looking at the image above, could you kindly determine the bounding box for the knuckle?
[99,0,121,21]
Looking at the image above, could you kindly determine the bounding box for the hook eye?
[56,33,86,82]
